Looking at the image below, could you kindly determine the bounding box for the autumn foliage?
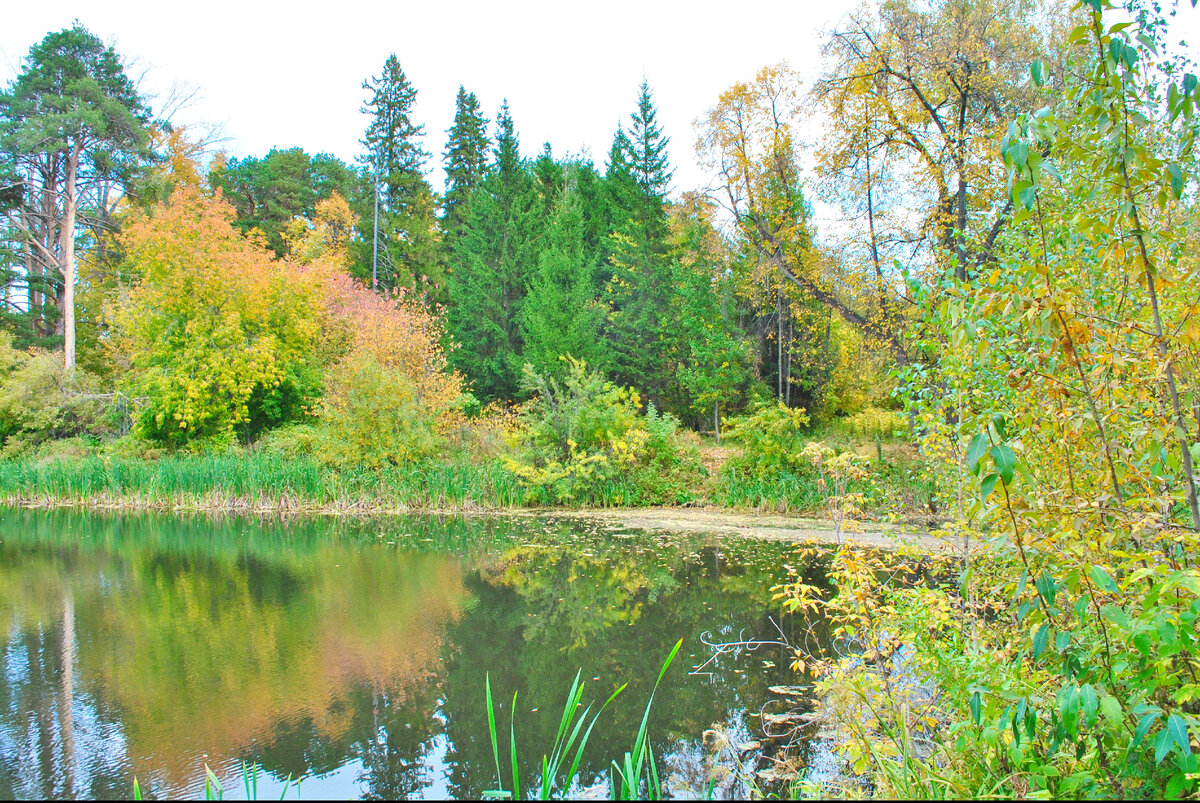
[112,188,464,457]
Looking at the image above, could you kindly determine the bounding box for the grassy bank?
[0,440,934,519]
[0,453,526,513]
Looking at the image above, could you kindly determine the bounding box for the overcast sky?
[3,1,1197,211]
[0,0,867,200]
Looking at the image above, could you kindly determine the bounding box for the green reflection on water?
[0,508,829,800]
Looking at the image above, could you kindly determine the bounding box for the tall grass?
[0,435,933,516]
[713,457,935,518]
[0,453,527,512]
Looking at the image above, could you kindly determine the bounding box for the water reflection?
[0,509,826,800]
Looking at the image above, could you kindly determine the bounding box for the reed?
[483,639,682,800]
[0,454,528,512]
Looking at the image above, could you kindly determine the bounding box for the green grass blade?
[631,639,682,796]
[648,741,660,798]
[204,764,223,801]
[565,683,627,792]
[510,691,520,798]
[542,670,585,798]
[486,673,503,793]
[133,777,142,801]
[278,774,292,801]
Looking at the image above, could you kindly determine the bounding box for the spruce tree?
[445,102,541,401]
[627,80,673,200]
[442,86,489,241]
[359,55,442,296]
[519,176,607,379]
[603,83,676,405]
[361,54,429,211]
[533,143,563,214]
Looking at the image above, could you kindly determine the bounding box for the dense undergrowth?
[0,414,926,516]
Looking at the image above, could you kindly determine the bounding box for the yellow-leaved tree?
[112,188,329,446]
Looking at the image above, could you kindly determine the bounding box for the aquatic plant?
[483,639,682,800]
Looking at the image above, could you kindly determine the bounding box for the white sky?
[2,1,1196,218]
[0,0,863,201]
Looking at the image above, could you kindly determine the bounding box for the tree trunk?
[59,141,81,373]
[776,290,783,402]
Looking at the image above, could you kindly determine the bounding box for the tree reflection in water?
[0,509,829,800]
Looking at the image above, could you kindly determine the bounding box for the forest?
[1,0,1199,798]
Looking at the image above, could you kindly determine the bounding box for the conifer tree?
[442,86,489,241]
[519,177,607,379]
[603,82,676,404]
[627,80,673,200]
[0,24,153,368]
[445,102,541,401]
[533,143,564,214]
[361,55,428,212]
[359,55,441,296]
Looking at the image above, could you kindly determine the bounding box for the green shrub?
[505,358,701,505]
[723,402,811,478]
[255,423,322,460]
[0,333,109,454]
[32,436,97,464]
[841,407,906,440]
[313,350,440,468]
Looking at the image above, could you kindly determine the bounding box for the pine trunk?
[60,140,81,373]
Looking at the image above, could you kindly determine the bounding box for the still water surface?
[0,508,831,799]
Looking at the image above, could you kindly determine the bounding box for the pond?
[0,508,836,800]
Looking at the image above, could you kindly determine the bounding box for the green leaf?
[1018,184,1038,209]
[981,473,998,500]
[1167,164,1184,199]
[1100,695,1121,724]
[1010,142,1031,169]
[1132,711,1161,752]
[1166,714,1192,756]
[991,444,1017,487]
[1101,604,1129,629]
[1089,565,1118,593]
[1080,684,1099,727]
[1035,571,1057,606]
[1155,727,1174,765]
[966,433,989,474]
[1033,623,1050,659]
[970,690,982,725]
[1060,685,1081,737]
[1031,60,1046,86]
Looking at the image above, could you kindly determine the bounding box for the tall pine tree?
[441,86,489,241]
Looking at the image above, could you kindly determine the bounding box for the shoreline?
[1,494,953,552]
